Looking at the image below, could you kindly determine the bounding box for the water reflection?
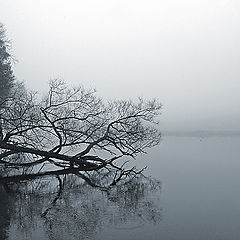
[0,186,12,240]
[6,176,161,240]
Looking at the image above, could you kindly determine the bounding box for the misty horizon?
[1,0,240,131]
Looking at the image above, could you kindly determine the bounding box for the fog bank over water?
[1,0,240,130]
[162,130,240,138]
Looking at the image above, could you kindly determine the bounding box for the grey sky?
[1,0,240,130]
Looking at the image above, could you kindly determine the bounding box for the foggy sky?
[1,0,240,131]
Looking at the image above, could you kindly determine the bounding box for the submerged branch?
[0,168,75,183]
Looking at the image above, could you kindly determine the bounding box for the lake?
[144,134,240,240]
[2,134,240,240]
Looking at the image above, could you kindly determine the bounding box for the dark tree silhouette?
[0,23,15,103]
[0,23,16,195]
[0,79,161,189]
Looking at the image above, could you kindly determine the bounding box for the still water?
[1,135,240,240]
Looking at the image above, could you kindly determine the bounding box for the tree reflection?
[10,176,162,240]
[0,186,12,240]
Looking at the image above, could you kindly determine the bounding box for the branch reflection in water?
[6,175,162,240]
[0,186,12,240]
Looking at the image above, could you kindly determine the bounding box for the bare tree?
[0,79,161,190]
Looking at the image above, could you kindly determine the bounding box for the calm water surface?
[1,135,240,240]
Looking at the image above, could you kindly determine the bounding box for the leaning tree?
[0,79,161,190]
